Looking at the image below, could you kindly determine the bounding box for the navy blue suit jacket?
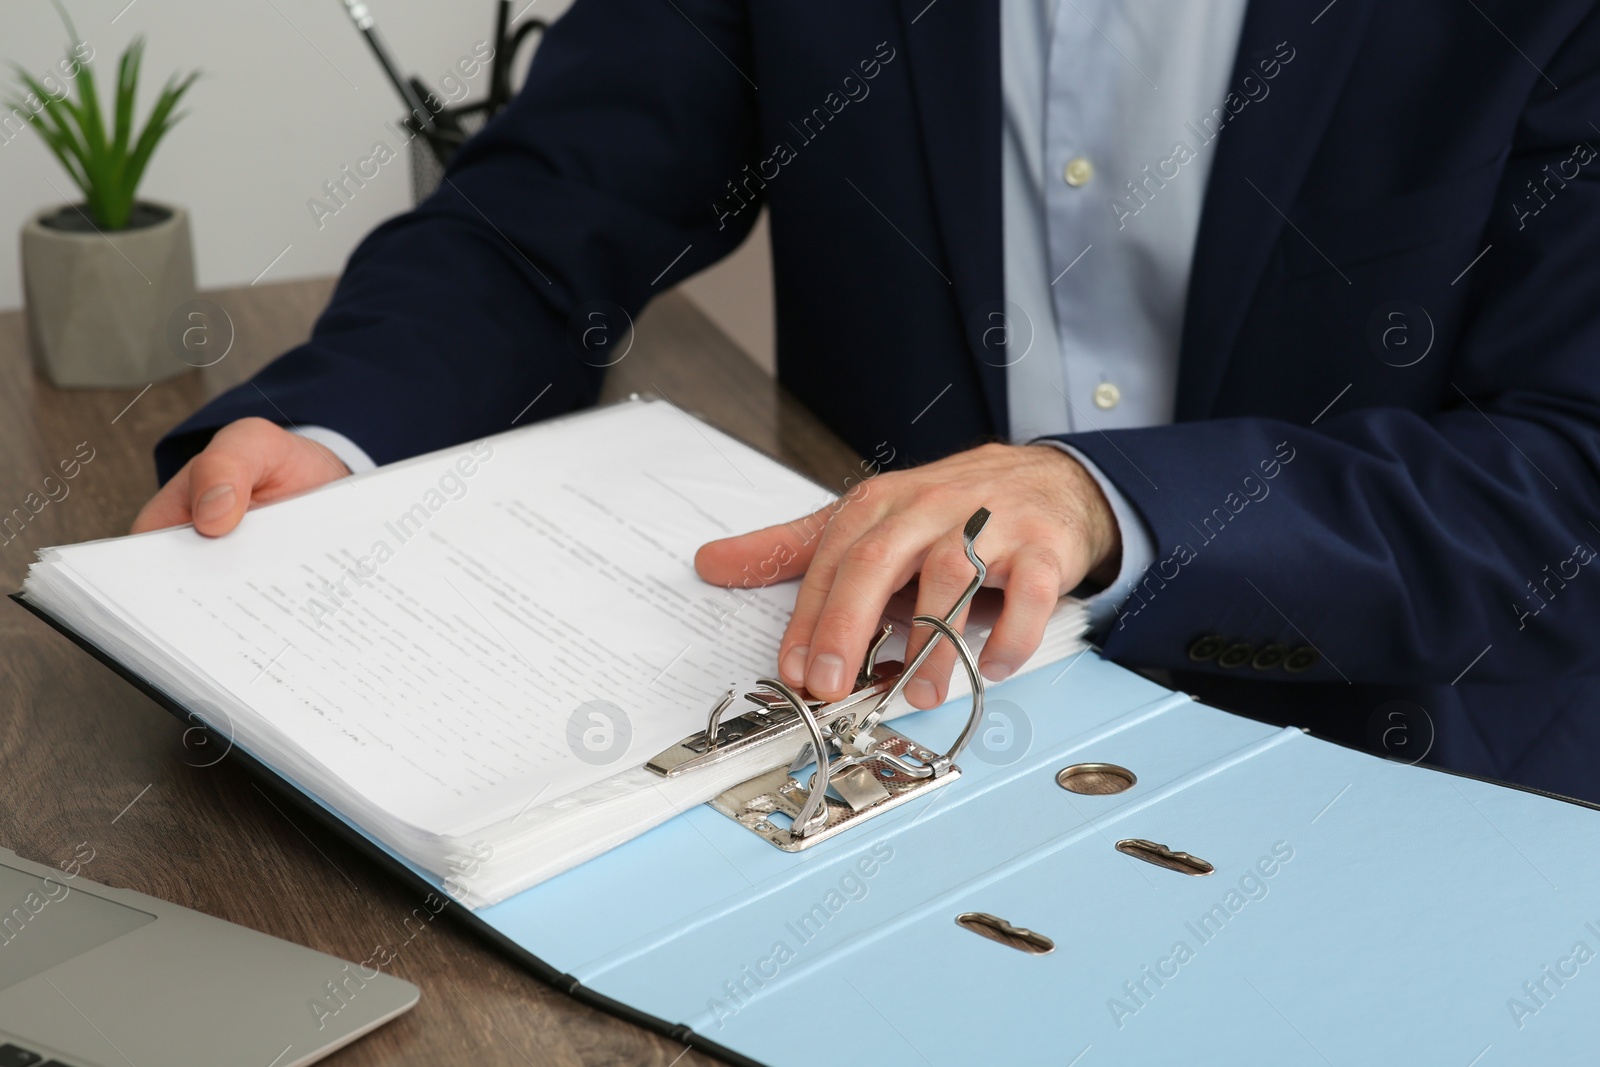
[160,0,1600,801]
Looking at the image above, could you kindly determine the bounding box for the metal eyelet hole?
[1056,762,1137,795]
[1115,838,1214,876]
[955,912,1055,955]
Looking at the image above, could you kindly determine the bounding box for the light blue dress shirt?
[1003,0,1248,631]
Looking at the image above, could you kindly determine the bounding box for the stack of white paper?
[23,399,1085,906]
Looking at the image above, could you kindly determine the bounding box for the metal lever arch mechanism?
[647,508,993,851]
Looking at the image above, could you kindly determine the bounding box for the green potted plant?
[9,9,200,387]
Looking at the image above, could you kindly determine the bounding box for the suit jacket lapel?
[896,0,1007,439]
[1178,0,1381,420]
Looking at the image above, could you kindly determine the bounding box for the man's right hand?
[131,417,350,537]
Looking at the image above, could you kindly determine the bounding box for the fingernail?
[806,653,846,696]
[980,660,1014,683]
[781,645,809,686]
[906,677,938,707]
[195,485,236,524]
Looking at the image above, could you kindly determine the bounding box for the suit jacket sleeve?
[1053,11,1600,689]
[155,0,759,480]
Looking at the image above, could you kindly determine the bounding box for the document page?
[40,401,836,837]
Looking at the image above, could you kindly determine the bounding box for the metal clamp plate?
[708,726,959,852]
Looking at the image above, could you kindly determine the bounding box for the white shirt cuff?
[290,426,378,474]
[1033,439,1157,636]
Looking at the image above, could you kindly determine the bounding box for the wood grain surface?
[0,278,858,1066]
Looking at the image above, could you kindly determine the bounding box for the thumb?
[186,428,272,537]
[184,415,343,537]
[694,506,835,588]
[130,418,348,536]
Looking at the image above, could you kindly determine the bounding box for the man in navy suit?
[135,1,1600,801]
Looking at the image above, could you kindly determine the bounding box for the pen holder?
[404,101,493,206]
[403,12,548,205]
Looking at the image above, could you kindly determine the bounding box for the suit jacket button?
[1217,642,1254,669]
[1251,644,1288,671]
[1187,634,1225,662]
[1284,646,1321,673]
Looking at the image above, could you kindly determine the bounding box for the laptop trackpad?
[0,863,155,992]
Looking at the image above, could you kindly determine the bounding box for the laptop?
[0,846,418,1066]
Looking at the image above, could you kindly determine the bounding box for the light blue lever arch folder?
[19,594,1600,1067]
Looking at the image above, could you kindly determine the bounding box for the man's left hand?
[694,442,1120,709]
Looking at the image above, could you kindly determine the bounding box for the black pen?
[489,0,512,112]
[339,0,436,130]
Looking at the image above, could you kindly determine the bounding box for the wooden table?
[0,279,858,1065]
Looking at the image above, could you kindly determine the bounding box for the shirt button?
[1063,156,1094,187]
[1093,382,1121,409]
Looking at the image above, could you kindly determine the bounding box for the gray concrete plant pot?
[22,200,197,388]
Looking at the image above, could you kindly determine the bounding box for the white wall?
[0,0,773,367]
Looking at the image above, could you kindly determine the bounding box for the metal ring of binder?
[858,614,984,781]
[754,676,835,838]
[647,508,997,851]
[702,688,738,750]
